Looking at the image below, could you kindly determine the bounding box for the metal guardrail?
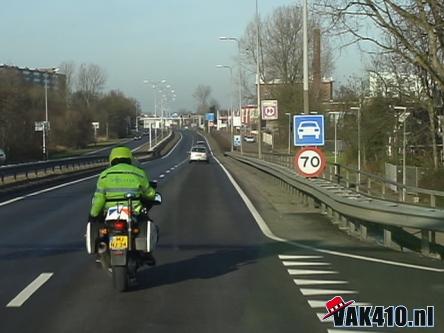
[324,164,444,209]
[241,151,444,209]
[0,131,174,185]
[228,152,444,256]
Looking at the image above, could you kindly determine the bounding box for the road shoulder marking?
[6,273,53,307]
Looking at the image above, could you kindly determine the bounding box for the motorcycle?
[86,181,162,292]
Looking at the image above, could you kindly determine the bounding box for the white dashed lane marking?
[300,288,358,296]
[6,273,53,307]
[288,269,339,275]
[308,300,371,308]
[279,255,323,260]
[294,279,348,286]
[282,261,331,266]
[278,254,376,332]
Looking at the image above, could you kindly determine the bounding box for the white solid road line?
[6,273,53,307]
[282,261,331,266]
[279,255,323,260]
[201,134,444,273]
[294,279,348,286]
[287,269,339,275]
[161,132,183,159]
[308,300,371,308]
[300,288,358,296]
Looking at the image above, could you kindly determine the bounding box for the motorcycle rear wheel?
[112,266,128,292]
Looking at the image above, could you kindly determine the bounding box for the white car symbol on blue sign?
[294,115,325,146]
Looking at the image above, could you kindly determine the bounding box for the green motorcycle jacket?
[89,162,156,218]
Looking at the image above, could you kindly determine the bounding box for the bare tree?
[59,61,76,95]
[318,0,444,168]
[241,4,335,84]
[193,85,212,114]
[76,63,106,108]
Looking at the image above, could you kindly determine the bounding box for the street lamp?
[395,106,410,202]
[42,67,59,160]
[285,113,292,155]
[216,64,234,152]
[328,112,341,164]
[350,106,361,190]
[219,36,243,154]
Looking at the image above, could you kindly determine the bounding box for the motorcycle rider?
[88,146,158,265]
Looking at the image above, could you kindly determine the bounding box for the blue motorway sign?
[206,113,215,122]
[293,115,325,146]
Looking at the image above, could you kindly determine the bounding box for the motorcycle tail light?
[114,220,127,231]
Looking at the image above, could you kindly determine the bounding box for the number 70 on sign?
[294,147,326,178]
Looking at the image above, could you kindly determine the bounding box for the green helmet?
[109,146,133,165]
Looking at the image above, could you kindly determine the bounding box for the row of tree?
[0,62,140,162]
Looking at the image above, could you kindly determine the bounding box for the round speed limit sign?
[294,147,326,178]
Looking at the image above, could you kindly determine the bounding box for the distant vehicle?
[133,135,142,140]
[244,135,255,143]
[297,121,320,139]
[189,146,209,163]
[195,140,206,146]
[0,149,6,164]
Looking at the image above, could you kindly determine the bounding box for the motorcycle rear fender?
[110,250,127,266]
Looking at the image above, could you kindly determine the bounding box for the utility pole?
[256,0,262,158]
[303,0,309,114]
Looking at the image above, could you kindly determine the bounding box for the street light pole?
[216,65,234,152]
[328,112,341,164]
[285,113,291,155]
[43,78,48,160]
[256,0,262,158]
[395,106,409,202]
[219,36,244,155]
[350,106,361,189]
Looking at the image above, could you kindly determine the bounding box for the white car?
[297,121,321,139]
[244,135,255,143]
[189,146,209,163]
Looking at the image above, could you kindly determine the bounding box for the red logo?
[323,296,355,320]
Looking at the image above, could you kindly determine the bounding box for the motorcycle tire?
[112,266,128,292]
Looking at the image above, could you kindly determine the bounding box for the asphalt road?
[0,129,442,332]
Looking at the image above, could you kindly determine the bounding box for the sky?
[0,0,363,113]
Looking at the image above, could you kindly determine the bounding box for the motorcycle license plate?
[110,236,128,250]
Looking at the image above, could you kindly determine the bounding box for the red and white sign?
[294,147,326,178]
[261,100,278,120]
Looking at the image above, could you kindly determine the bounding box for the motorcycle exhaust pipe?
[98,242,108,254]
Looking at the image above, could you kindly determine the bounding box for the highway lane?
[0,129,442,332]
[0,129,325,332]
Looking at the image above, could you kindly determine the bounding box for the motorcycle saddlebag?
[86,222,100,254]
[135,221,158,253]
